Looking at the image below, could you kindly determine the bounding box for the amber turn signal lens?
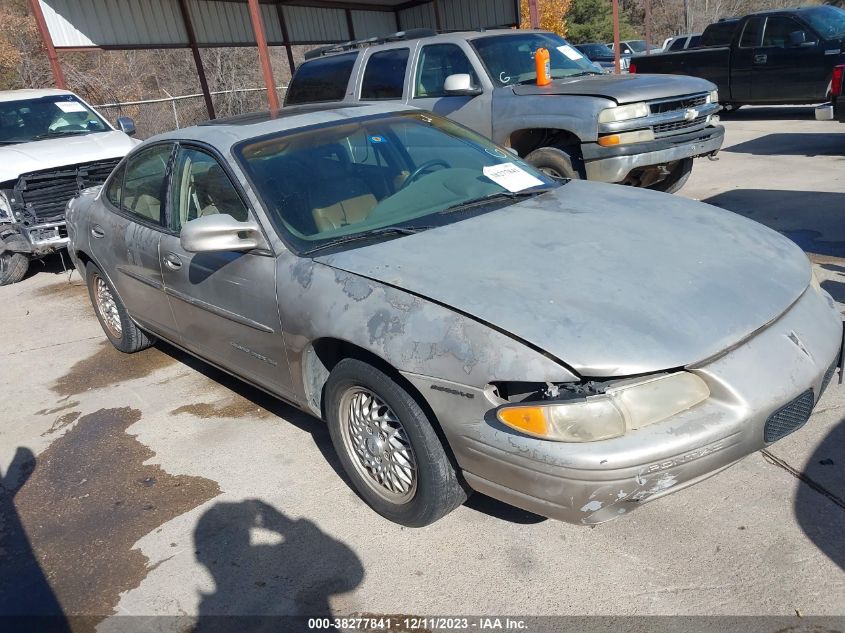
[598,135,621,147]
[497,406,548,436]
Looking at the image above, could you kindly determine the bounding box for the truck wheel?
[324,358,468,527]
[0,234,30,286]
[86,262,154,353]
[525,147,580,180]
[648,158,693,194]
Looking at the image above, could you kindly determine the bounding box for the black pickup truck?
[630,5,845,108]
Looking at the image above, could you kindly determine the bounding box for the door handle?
[163,252,182,270]
[754,54,767,64]
[91,224,105,239]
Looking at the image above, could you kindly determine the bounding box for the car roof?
[146,102,418,150]
[0,88,75,103]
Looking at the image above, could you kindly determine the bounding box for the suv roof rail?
[303,28,437,60]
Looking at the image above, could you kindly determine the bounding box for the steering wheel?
[400,159,449,190]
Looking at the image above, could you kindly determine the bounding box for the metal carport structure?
[28,0,520,117]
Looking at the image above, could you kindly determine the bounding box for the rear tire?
[85,262,154,353]
[525,146,581,180]
[324,358,468,527]
[0,234,30,286]
[647,158,693,194]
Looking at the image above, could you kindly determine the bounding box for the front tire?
[324,358,467,527]
[525,146,581,180]
[85,262,154,353]
[647,157,693,194]
[0,234,30,286]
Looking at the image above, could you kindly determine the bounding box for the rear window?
[700,20,738,46]
[285,53,358,105]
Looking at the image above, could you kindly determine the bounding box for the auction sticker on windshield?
[55,101,88,113]
[483,163,544,192]
[557,44,583,60]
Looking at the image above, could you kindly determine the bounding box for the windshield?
[577,44,614,57]
[234,112,558,253]
[471,33,601,87]
[0,94,109,144]
[803,6,845,39]
[625,40,648,53]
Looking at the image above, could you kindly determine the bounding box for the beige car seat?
[309,161,377,232]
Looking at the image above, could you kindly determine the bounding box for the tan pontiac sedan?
[66,103,842,526]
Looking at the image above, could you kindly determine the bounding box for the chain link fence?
[95,87,288,139]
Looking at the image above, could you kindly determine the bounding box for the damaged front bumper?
[0,222,69,257]
[581,124,725,183]
[405,284,842,525]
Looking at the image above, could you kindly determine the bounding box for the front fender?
[277,256,578,405]
[491,91,613,144]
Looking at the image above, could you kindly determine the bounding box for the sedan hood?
[0,131,139,183]
[512,73,714,104]
[318,182,810,377]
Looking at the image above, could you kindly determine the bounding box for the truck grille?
[649,93,708,114]
[14,158,121,223]
[653,115,708,135]
[763,389,814,443]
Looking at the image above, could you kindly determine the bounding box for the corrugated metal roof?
[41,0,518,49]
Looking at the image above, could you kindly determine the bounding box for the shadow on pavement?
[721,132,845,156]
[703,190,845,258]
[193,499,364,630]
[719,105,817,122]
[795,419,845,571]
[0,447,70,631]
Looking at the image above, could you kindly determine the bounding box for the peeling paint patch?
[580,500,603,513]
[291,260,315,289]
[336,272,374,302]
[367,309,405,344]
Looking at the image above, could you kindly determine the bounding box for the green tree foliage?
[564,0,639,44]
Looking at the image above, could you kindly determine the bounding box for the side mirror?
[180,214,266,253]
[443,74,482,96]
[116,116,136,137]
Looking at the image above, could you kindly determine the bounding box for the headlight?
[497,372,710,442]
[598,129,655,146]
[598,101,650,123]
[707,90,719,104]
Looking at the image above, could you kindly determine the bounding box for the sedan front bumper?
[581,124,725,183]
[405,284,841,524]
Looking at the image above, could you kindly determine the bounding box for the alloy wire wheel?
[339,387,417,503]
[324,358,469,526]
[93,273,122,337]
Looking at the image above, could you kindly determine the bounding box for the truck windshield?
[625,40,648,53]
[472,33,601,87]
[577,43,614,57]
[803,6,845,39]
[234,112,557,254]
[0,94,109,145]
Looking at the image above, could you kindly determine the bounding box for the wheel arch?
[302,337,460,465]
[508,128,583,158]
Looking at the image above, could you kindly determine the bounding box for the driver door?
[159,145,294,397]
[407,43,492,138]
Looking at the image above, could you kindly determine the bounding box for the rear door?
[752,15,828,102]
[90,143,179,339]
[407,42,493,138]
[158,144,294,397]
[731,16,764,102]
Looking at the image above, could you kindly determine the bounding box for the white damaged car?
[0,89,139,285]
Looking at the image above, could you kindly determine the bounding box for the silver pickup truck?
[287,29,725,193]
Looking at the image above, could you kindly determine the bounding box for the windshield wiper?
[31,130,93,141]
[439,188,554,214]
[300,225,434,256]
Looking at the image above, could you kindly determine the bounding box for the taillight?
[628,61,637,74]
[832,65,844,98]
